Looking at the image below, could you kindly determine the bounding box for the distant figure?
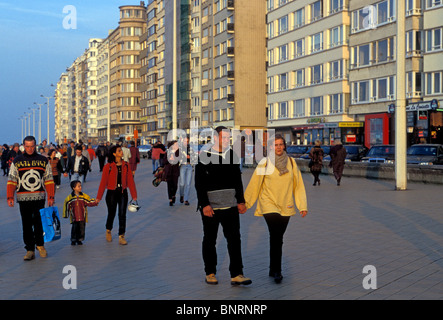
[309,140,324,186]
[329,140,347,186]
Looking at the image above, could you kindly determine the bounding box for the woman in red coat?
[96,145,137,245]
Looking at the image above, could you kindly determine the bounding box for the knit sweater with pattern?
[7,152,55,202]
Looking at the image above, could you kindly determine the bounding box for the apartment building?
[195,0,267,132]
[96,38,111,143]
[54,73,69,144]
[349,0,443,147]
[108,3,147,142]
[85,38,103,145]
[422,0,443,144]
[66,53,88,142]
[267,0,355,146]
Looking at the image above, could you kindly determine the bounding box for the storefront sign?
[387,99,440,113]
[339,122,364,127]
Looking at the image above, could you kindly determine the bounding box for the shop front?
[291,121,365,146]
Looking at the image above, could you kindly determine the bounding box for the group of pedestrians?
[6,136,139,259]
[308,139,347,186]
[5,130,310,288]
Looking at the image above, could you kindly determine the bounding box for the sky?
[0,0,145,145]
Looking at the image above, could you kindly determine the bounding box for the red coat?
[96,161,137,201]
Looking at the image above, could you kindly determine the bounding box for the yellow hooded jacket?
[244,157,307,216]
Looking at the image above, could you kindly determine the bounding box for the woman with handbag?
[244,134,308,283]
[308,140,324,186]
[95,145,137,245]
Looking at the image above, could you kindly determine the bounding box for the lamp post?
[19,117,24,142]
[41,92,54,143]
[29,107,38,138]
[33,102,43,144]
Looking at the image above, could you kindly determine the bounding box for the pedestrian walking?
[6,136,55,261]
[195,126,251,286]
[151,141,165,173]
[95,142,108,172]
[164,141,180,206]
[244,134,308,283]
[95,145,137,245]
[128,141,140,175]
[1,144,10,176]
[81,144,92,182]
[179,137,193,206]
[66,146,90,184]
[122,142,131,163]
[309,140,324,186]
[63,180,97,245]
[329,140,347,186]
[48,149,64,192]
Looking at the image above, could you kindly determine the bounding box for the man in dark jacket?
[65,146,90,184]
[195,126,251,286]
[95,142,108,172]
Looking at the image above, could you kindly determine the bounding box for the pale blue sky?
[0,0,144,145]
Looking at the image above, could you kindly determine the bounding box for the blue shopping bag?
[40,206,61,242]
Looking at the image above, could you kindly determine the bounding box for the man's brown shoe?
[119,235,127,245]
[36,246,47,258]
[205,273,218,285]
[23,251,35,261]
[106,230,112,242]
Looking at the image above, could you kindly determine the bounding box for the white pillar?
[395,0,407,190]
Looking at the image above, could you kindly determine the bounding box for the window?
[293,99,305,117]
[352,44,370,67]
[407,72,422,97]
[351,0,395,33]
[294,69,304,87]
[279,44,288,62]
[294,8,305,27]
[330,0,344,13]
[278,102,288,119]
[311,96,323,115]
[330,93,343,113]
[426,27,442,52]
[330,26,343,48]
[278,73,288,90]
[311,1,323,22]
[311,64,323,84]
[311,32,323,52]
[278,15,288,35]
[426,0,442,9]
[329,60,343,80]
[294,39,305,57]
[268,104,275,120]
[425,71,443,95]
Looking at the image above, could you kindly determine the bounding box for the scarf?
[274,151,289,176]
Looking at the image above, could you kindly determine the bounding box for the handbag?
[40,206,61,242]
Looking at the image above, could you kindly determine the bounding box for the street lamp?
[19,117,25,142]
[28,107,38,138]
[33,102,43,144]
[41,89,54,143]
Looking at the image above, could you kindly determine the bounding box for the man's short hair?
[23,136,36,145]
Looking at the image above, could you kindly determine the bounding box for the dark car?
[286,145,309,158]
[361,145,395,164]
[137,145,152,159]
[323,145,368,162]
[407,144,443,165]
[300,145,331,160]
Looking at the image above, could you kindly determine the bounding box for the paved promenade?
[0,158,442,301]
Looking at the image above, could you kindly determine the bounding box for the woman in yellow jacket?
[244,135,308,283]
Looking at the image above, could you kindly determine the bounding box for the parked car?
[361,145,395,164]
[286,145,309,158]
[407,144,443,165]
[137,145,152,159]
[299,145,331,160]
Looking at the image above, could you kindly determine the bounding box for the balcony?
[227,0,234,10]
[227,23,234,33]
[227,94,235,103]
[227,47,234,57]
[227,70,234,80]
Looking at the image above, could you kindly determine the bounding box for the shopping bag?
[40,206,61,242]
